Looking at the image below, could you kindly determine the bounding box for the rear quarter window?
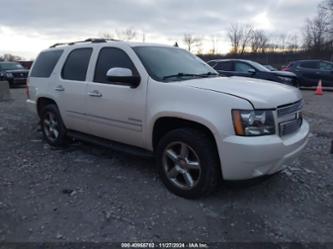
[30,50,63,78]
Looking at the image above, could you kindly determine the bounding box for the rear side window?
[215,61,233,71]
[94,47,138,84]
[30,50,63,78]
[62,48,92,81]
[299,61,319,69]
[320,62,333,71]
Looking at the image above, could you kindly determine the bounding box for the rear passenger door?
[85,46,147,148]
[53,47,93,133]
[319,61,333,87]
[297,61,321,87]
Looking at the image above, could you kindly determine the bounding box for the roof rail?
[49,38,119,48]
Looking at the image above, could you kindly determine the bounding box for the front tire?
[156,128,221,198]
[40,104,68,147]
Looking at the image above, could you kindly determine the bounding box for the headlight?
[277,76,293,83]
[6,72,13,78]
[232,110,275,136]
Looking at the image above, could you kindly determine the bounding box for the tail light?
[25,77,30,99]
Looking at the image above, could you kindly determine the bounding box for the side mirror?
[248,68,256,75]
[106,67,140,88]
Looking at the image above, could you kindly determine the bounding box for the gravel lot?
[0,88,332,245]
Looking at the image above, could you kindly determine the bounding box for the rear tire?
[156,128,221,198]
[40,104,68,147]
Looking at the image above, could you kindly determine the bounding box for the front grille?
[277,100,303,117]
[12,72,28,78]
[279,118,303,136]
[277,99,303,136]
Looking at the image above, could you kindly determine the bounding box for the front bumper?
[220,119,310,180]
[8,78,27,85]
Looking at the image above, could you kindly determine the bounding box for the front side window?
[94,47,138,84]
[133,46,218,82]
[234,62,254,73]
[62,48,92,81]
[30,50,63,78]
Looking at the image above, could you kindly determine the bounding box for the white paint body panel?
[27,41,310,180]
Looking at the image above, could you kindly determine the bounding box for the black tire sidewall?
[40,104,67,147]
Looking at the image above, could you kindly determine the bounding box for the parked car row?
[207,59,333,88]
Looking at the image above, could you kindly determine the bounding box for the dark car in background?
[0,62,29,87]
[283,60,333,87]
[264,65,278,71]
[207,59,298,87]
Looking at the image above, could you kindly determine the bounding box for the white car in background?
[26,39,310,198]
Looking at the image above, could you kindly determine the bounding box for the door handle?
[88,90,102,97]
[55,85,65,92]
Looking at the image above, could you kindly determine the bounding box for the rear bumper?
[219,120,310,180]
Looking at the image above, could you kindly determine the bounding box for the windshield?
[248,61,271,72]
[0,62,24,70]
[133,46,219,82]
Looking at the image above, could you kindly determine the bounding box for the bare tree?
[101,32,116,40]
[250,30,269,53]
[303,7,329,51]
[227,24,253,54]
[116,28,137,41]
[227,24,242,54]
[183,34,201,52]
[287,34,299,52]
[320,0,333,41]
[240,25,253,54]
[2,53,22,61]
[209,35,217,55]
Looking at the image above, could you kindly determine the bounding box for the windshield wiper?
[163,72,219,80]
[197,72,220,77]
[163,73,202,80]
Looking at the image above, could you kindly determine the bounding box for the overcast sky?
[0,0,322,59]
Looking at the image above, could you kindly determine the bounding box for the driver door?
[85,46,147,148]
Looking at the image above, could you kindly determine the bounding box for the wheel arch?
[36,97,58,118]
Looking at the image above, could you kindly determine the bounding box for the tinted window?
[30,50,63,78]
[235,62,254,72]
[320,62,333,71]
[62,48,92,81]
[299,61,319,69]
[0,62,24,70]
[94,47,138,84]
[215,61,233,71]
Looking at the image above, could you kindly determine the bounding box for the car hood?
[180,76,302,109]
[271,70,296,77]
[5,69,29,73]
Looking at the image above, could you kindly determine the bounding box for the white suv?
[27,39,310,198]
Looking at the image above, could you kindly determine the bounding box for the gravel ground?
[0,89,332,245]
